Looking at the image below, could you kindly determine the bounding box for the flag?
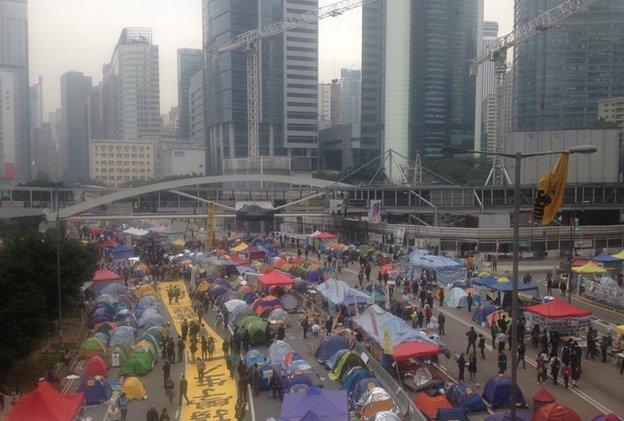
[534,152,569,225]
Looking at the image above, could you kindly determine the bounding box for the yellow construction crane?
[205,202,216,250]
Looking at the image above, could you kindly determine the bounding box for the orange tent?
[414,392,453,420]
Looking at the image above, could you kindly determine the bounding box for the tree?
[0,231,97,374]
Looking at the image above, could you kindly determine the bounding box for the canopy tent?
[525,299,591,319]
[482,375,526,409]
[123,227,150,237]
[79,376,112,405]
[473,276,538,292]
[612,250,624,259]
[258,270,293,287]
[4,381,83,421]
[444,287,468,308]
[312,231,337,240]
[354,305,441,360]
[111,244,134,259]
[94,238,118,249]
[572,261,607,274]
[472,304,498,324]
[532,403,582,421]
[315,279,373,308]
[92,269,122,283]
[279,386,348,421]
[592,251,623,264]
[404,250,466,283]
[446,382,487,413]
[243,246,265,261]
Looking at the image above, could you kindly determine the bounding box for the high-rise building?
[161,106,179,138]
[318,80,340,129]
[0,0,30,181]
[31,123,60,181]
[361,0,480,178]
[475,21,498,152]
[513,0,624,132]
[203,0,318,174]
[597,97,624,180]
[89,139,155,187]
[60,71,92,182]
[340,68,361,126]
[29,76,44,130]
[103,28,161,140]
[86,84,107,140]
[177,48,203,140]
[189,68,205,147]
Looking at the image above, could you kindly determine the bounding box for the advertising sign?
[368,200,381,223]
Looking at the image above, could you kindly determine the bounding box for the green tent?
[145,326,164,342]
[328,351,366,381]
[244,319,267,345]
[81,337,106,358]
[119,348,155,376]
[235,315,260,330]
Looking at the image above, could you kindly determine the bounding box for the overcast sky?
[29,0,513,117]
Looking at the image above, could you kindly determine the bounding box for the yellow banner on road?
[161,280,238,421]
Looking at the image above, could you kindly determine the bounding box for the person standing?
[358,270,364,288]
[207,337,215,359]
[551,355,561,385]
[467,293,473,312]
[438,289,445,307]
[181,319,189,342]
[118,393,128,421]
[600,335,609,363]
[164,377,175,404]
[196,358,205,383]
[478,334,486,360]
[497,351,507,374]
[301,315,310,339]
[200,336,208,360]
[162,360,171,387]
[466,327,477,354]
[159,408,170,421]
[222,339,230,356]
[468,353,478,381]
[496,330,507,354]
[416,310,424,328]
[457,353,466,382]
[419,289,427,308]
[562,364,572,388]
[167,338,175,364]
[146,406,159,421]
[189,340,197,362]
[178,375,190,405]
[490,324,498,348]
[177,337,185,363]
[517,341,526,370]
[438,313,446,335]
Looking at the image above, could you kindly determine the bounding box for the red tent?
[314,232,337,240]
[532,402,582,421]
[525,299,591,319]
[414,392,453,420]
[228,255,248,265]
[85,355,108,377]
[532,387,555,411]
[94,239,118,249]
[258,270,293,287]
[92,269,122,283]
[5,381,83,421]
[394,341,441,360]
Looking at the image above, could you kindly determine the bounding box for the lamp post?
[442,144,596,420]
[55,188,64,351]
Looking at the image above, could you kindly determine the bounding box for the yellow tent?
[172,239,185,247]
[615,325,624,335]
[197,280,210,292]
[122,376,146,400]
[135,284,158,299]
[612,250,624,259]
[572,262,607,274]
[231,242,249,252]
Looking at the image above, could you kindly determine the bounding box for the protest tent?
[328,351,366,381]
[484,410,531,421]
[314,335,349,364]
[592,415,623,421]
[532,387,555,412]
[84,355,108,377]
[532,403,582,421]
[231,242,249,252]
[404,250,466,283]
[79,376,113,405]
[109,326,135,347]
[437,408,469,421]
[313,231,337,240]
[252,295,283,316]
[413,392,453,420]
[244,349,267,368]
[236,315,268,345]
[592,251,622,264]
[315,279,373,308]
[111,244,134,259]
[572,261,607,274]
[444,287,468,308]
[474,276,538,293]
[482,374,526,409]
[612,250,624,259]
[122,376,147,400]
[107,343,131,367]
[325,349,349,370]
[258,270,293,287]
[360,388,399,420]
[279,386,348,421]
[4,381,83,421]
[446,382,487,413]
[120,349,154,376]
[473,304,498,324]
[93,269,122,283]
[525,299,591,319]
[81,337,107,358]
[353,377,382,407]
[342,367,373,397]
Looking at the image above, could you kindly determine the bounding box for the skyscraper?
[177,48,203,140]
[203,0,318,174]
[0,0,30,181]
[513,0,624,132]
[103,27,161,140]
[361,0,481,178]
[86,84,107,140]
[318,80,340,129]
[475,21,498,152]
[29,76,43,130]
[340,68,361,126]
[60,71,92,182]
[189,68,205,146]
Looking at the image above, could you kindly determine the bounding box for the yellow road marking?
[161,280,238,421]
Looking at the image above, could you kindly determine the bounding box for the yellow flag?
[534,152,569,225]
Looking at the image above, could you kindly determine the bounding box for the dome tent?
[79,376,112,405]
[122,376,146,400]
[84,355,108,378]
[444,287,468,309]
[482,374,526,409]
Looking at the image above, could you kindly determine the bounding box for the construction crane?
[469,0,603,185]
[213,0,378,159]
[205,202,216,250]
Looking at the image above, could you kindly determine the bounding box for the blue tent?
[446,382,488,413]
[244,349,267,368]
[485,410,531,421]
[305,270,323,283]
[268,340,294,366]
[482,375,526,409]
[592,251,622,264]
[135,296,158,318]
[257,363,275,390]
[437,407,469,421]
[325,349,349,369]
[111,244,134,259]
[100,283,128,297]
[404,250,466,283]
[352,377,382,404]
[314,335,349,364]
[341,367,373,397]
[472,304,498,324]
[79,377,113,405]
[283,372,314,391]
[315,279,372,308]
[139,313,169,328]
[474,277,538,292]
[444,287,468,308]
[365,284,384,294]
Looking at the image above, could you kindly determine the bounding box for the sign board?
[360,352,369,365]
[368,232,383,244]
[111,352,120,367]
[393,227,406,244]
[329,199,345,215]
[383,329,393,354]
[368,200,381,223]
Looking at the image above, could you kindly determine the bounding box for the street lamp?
[441,144,596,419]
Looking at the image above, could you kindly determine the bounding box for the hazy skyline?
[30,0,513,117]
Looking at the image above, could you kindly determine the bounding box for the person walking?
[457,353,466,382]
[468,353,478,381]
[146,406,159,421]
[490,324,498,349]
[226,353,237,378]
[497,351,507,374]
[162,360,171,387]
[416,309,424,329]
[181,319,189,342]
[164,377,175,404]
[419,289,427,308]
[178,375,190,405]
[177,337,185,363]
[118,393,128,421]
[301,315,310,339]
[207,337,215,359]
[196,358,205,383]
[517,341,526,370]
[438,289,445,307]
[159,408,170,421]
[438,313,446,335]
[466,327,477,354]
[551,355,561,385]
[478,334,486,360]
[189,340,197,362]
[167,338,175,364]
[222,339,230,356]
[200,336,208,359]
[424,305,432,325]
[496,330,507,354]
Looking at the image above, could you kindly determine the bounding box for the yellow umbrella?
[197,280,210,292]
[615,325,624,335]
[572,262,607,274]
[612,250,624,259]
[231,242,249,252]
[497,277,510,283]
[172,239,185,247]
